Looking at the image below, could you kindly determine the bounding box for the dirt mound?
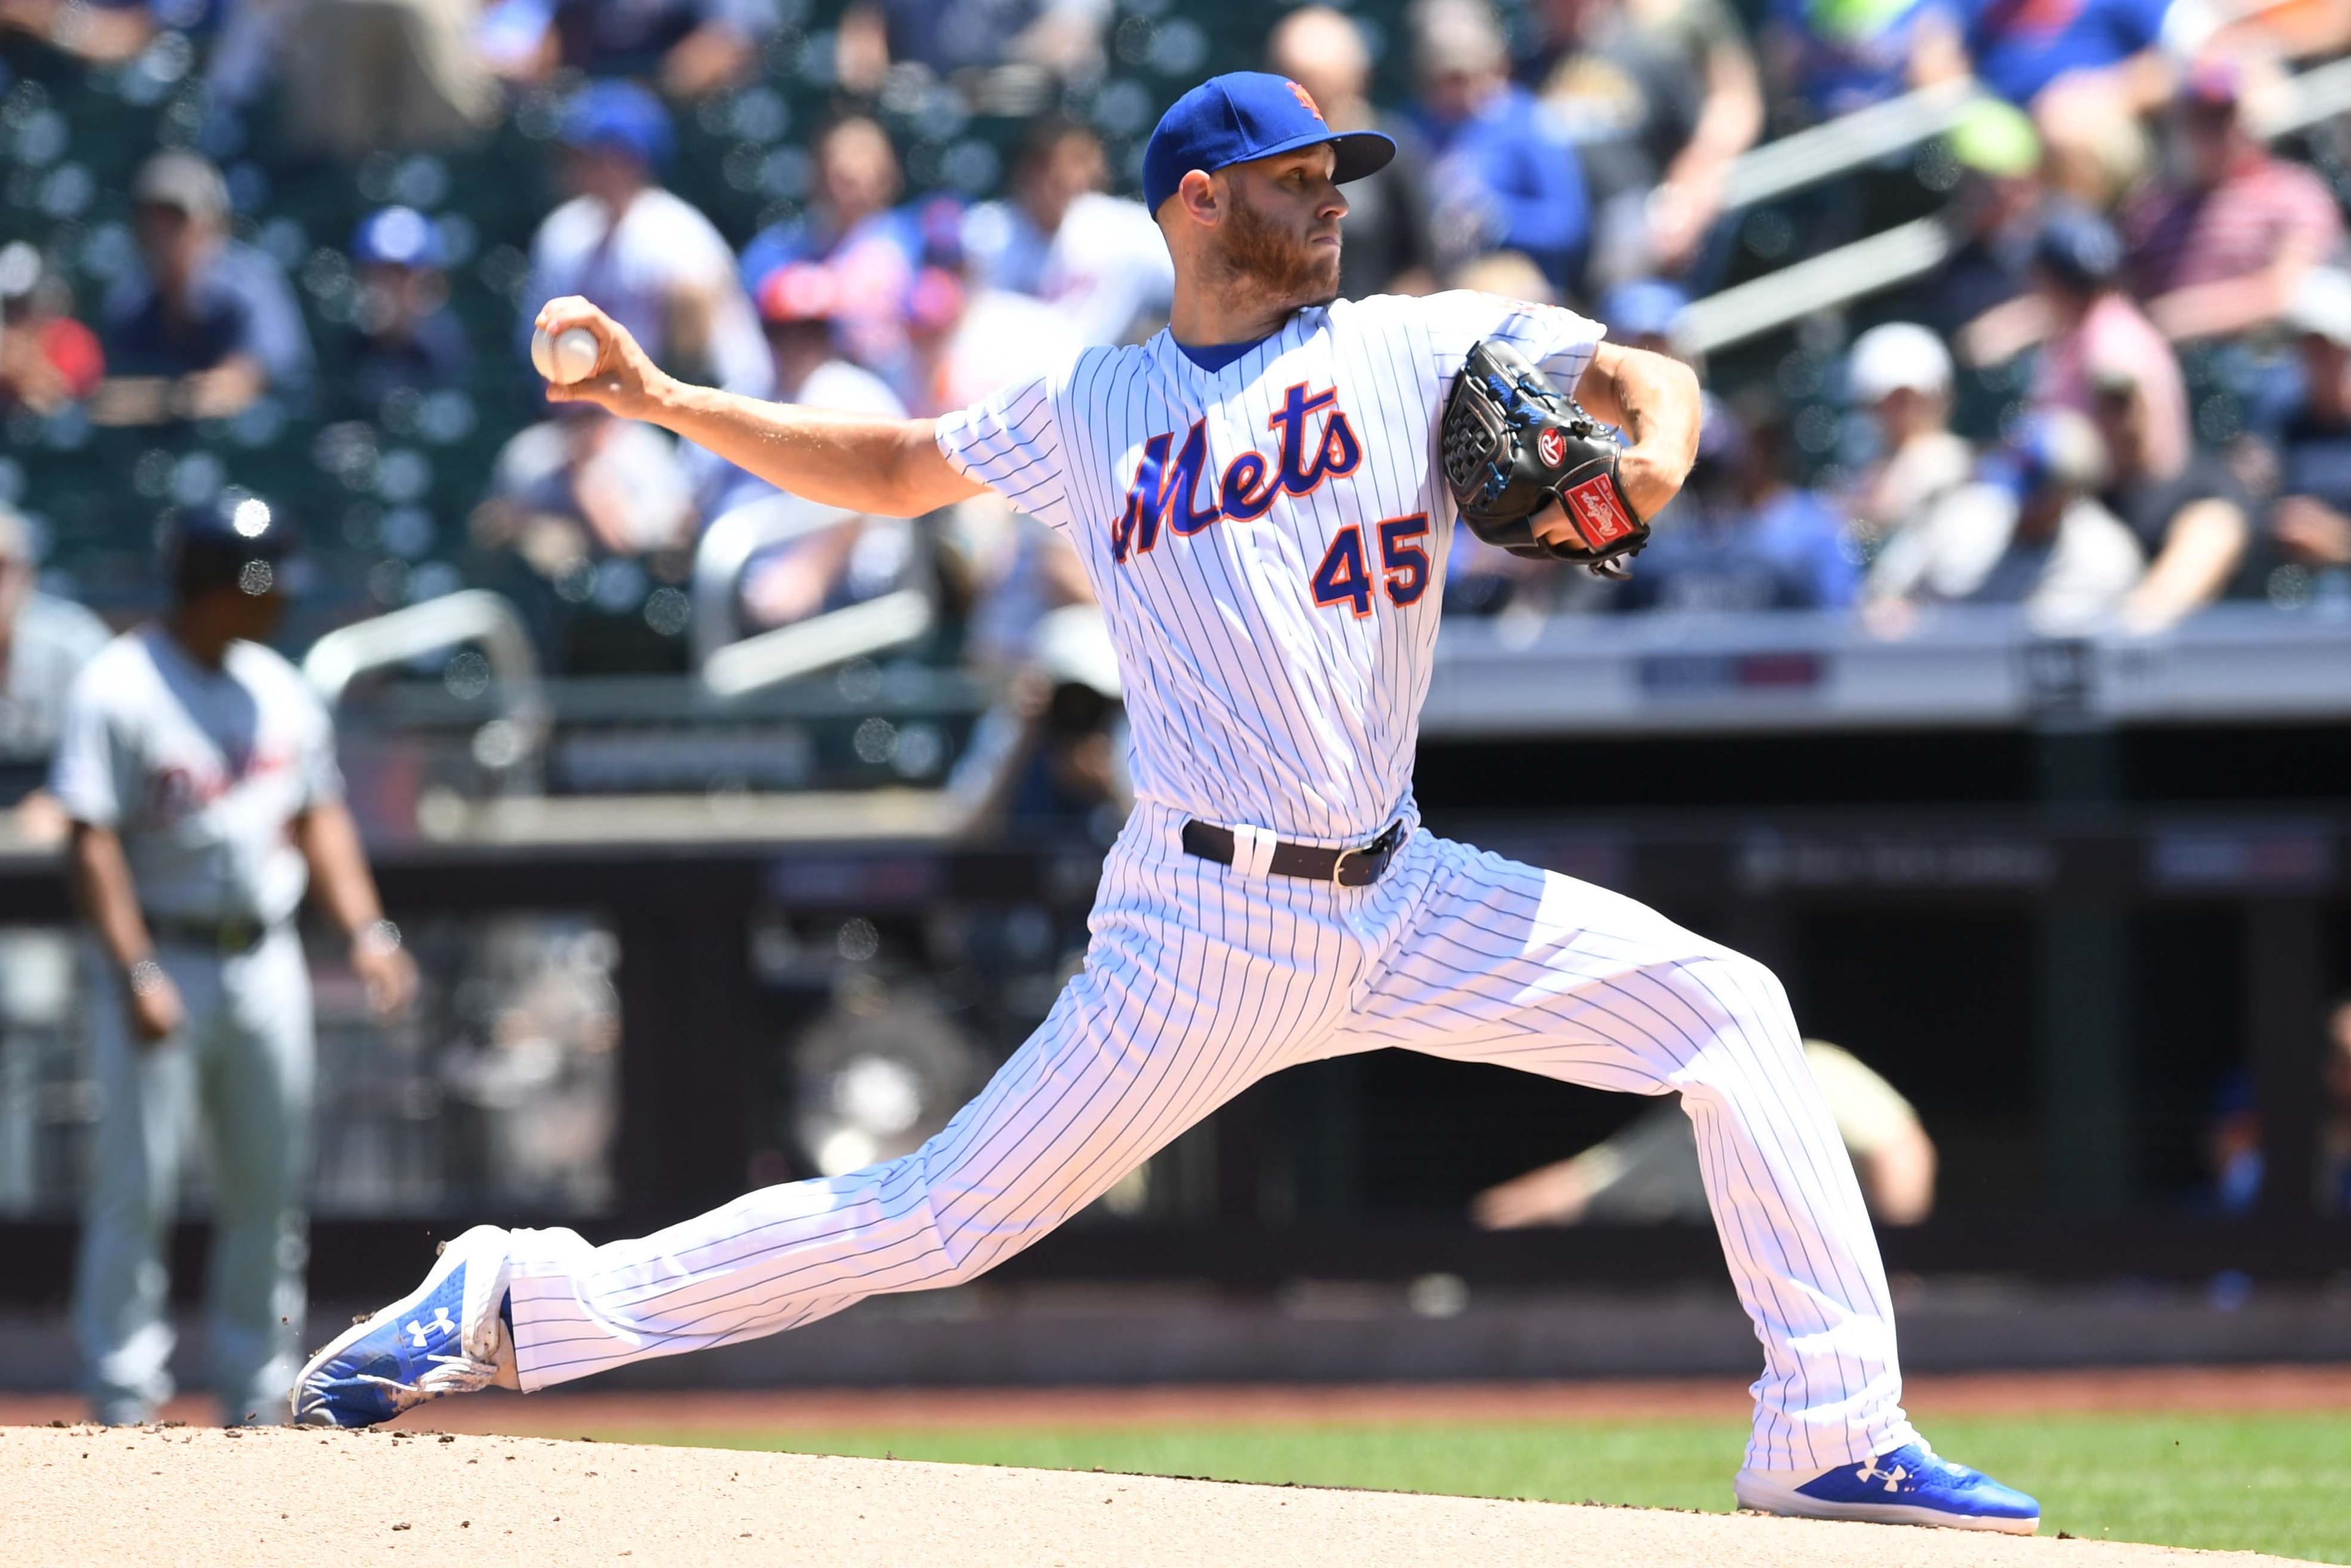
[0,1425,2310,1567]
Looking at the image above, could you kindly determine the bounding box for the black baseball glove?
[1440,337,1649,579]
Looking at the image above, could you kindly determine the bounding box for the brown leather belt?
[1180,819,1405,888]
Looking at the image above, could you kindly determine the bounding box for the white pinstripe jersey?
[935,290,1605,844]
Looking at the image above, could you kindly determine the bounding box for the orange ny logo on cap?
[1289,81,1323,119]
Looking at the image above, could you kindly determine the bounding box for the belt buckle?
[1330,821,1398,887]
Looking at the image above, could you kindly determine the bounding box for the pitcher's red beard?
[1217,187,1342,307]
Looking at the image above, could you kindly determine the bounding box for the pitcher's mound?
[0,1425,2306,1567]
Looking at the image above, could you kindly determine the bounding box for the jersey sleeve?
[932,366,1074,530]
[1415,288,1608,396]
[48,662,124,828]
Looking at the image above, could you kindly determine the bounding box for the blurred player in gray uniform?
[51,496,417,1425]
[0,504,110,841]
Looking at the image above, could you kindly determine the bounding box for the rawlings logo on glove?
[1441,338,1650,578]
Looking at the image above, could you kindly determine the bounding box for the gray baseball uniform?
[51,625,342,1425]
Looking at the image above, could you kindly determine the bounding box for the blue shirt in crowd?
[1767,0,1943,118]
[737,206,925,298]
[101,241,315,389]
[1416,84,1589,293]
[1964,0,2169,105]
[1616,488,1860,612]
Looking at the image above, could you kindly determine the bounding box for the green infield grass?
[590,1412,2351,1562]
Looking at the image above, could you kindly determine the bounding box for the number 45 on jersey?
[1312,514,1431,618]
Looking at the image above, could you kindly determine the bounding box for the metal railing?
[302,588,550,790]
[1712,55,2351,226]
[1721,78,1985,215]
[1684,54,2351,353]
[1682,216,1955,353]
[689,492,937,698]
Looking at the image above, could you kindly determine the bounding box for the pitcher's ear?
[1175,168,1221,226]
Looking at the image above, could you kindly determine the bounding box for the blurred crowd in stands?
[3,0,2351,676]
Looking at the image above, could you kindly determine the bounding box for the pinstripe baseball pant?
[507,802,1916,1472]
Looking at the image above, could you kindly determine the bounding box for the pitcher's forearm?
[650,380,985,518]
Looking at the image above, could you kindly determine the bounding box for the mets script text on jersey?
[1109,381,1363,563]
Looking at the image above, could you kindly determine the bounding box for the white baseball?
[531,324,602,385]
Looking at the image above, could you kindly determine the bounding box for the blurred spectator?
[1599,277,1691,358]
[1268,7,1441,300]
[2258,267,2351,583]
[0,242,103,417]
[472,408,697,580]
[752,265,904,430]
[1473,1040,1937,1226]
[2202,0,2351,60]
[1413,0,1591,294]
[524,83,768,398]
[2209,994,2351,1215]
[90,152,313,427]
[2090,362,2252,629]
[948,605,1131,843]
[1903,99,2045,339]
[0,0,155,63]
[1521,0,1763,283]
[836,0,1107,91]
[279,0,498,161]
[956,497,1094,668]
[960,116,1173,347]
[1941,0,2179,211]
[703,263,915,632]
[1844,321,1973,554]
[1959,0,2173,111]
[481,0,777,96]
[340,206,470,419]
[0,506,110,846]
[2123,63,2345,344]
[1760,0,1961,123]
[1868,408,2143,628]
[1617,395,1860,611]
[1967,203,2191,477]
[738,116,923,372]
[898,257,1086,419]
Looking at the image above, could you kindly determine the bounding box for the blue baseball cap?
[351,206,443,269]
[1997,408,2105,497]
[560,80,675,170]
[1142,72,1394,217]
[2033,203,2120,292]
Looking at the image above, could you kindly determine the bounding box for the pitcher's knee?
[1679,948,1805,1059]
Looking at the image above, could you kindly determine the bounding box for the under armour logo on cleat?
[1854,1458,1911,1493]
[404,1307,456,1348]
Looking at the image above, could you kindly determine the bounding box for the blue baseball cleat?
[290,1224,517,1428]
[1734,1441,2040,1534]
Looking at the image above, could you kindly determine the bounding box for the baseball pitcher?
[294,73,2036,1532]
[56,498,417,1425]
